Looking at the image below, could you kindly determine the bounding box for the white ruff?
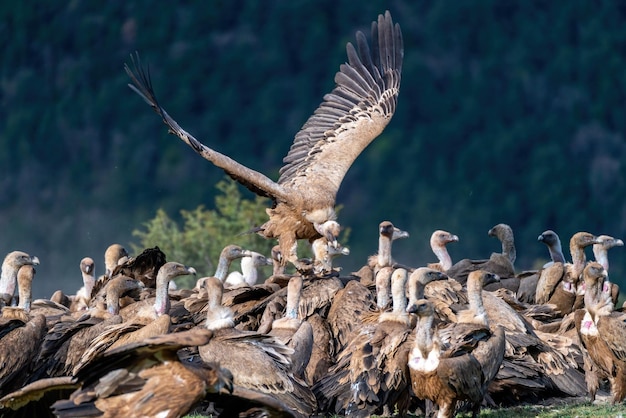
[408,346,439,372]
[580,311,598,336]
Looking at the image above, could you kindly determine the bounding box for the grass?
[185,399,626,418]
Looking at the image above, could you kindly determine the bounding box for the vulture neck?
[240,257,259,287]
[415,313,436,356]
[592,246,609,272]
[215,254,234,281]
[375,268,392,309]
[432,245,453,271]
[390,270,408,314]
[205,278,235,331]
[82,271,96,300]
[379,269,409,324]
[16,266,33,312]
[466,280,489,327]
[0,262,18,302]
[106,281,127,315]
[548,240,566,264]
[377,235,394,268]
[153,269,171,316]
[285,276,303,320]
[501,236,516,264]
[570,243,588,278]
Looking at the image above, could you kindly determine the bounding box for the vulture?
[516,229,566,304]
[198,276,317,418]
[314,268,447,417]
[0,251,40,307]
[535,232,599,314]
[70,257,96,312]
[576,262,626,404]
[0,264,47,398]
[446,224,516,285]
[125,11,403,270]
[591,234,623,307]
[407,294,506,418]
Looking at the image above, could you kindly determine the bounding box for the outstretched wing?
[278,11,403,204]
[124,55,288,203]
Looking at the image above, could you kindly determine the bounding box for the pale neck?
[593,247,609,271]
[376,270,392,309]
[82,272,96,297]
[17,277,32,313]
[467,284,488,325]
[153,270,171,316]
[570,245,587,276]
[0,263,18,297]
[285,277,302,319]
[415,314,435,354]
[241,258,258,286]
[214,255,233,281]
[377,236,393,267]
[391,273,407,313]
[432,246,452,271]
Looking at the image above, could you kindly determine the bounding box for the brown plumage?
[198,277,317,418]
[576,262,626,404]
[326,278,376,356]
[314,268,418,417]
[125,12,403,271]
[407,294,506,418]
[51,328,233,418]
[446,224,516,285]
[77,263,196,369]
[0,266,48,397]
[427,230,459,272]
[108,246,167,289]
[535,232,599,309]
[0,251,40,307]
[28,277,145,383]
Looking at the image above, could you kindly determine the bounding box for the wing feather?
[278,11,403,201]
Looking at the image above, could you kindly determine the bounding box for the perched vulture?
[535,232,599,313]
[516,229,566,304]
[591,234,623,307]
[446,224,516,285]
[125,11,403,270]
[576,262,626,404]
[0,251,40,307]
[408,296,505,418]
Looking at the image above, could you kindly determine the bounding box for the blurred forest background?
[2,0,626,299]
